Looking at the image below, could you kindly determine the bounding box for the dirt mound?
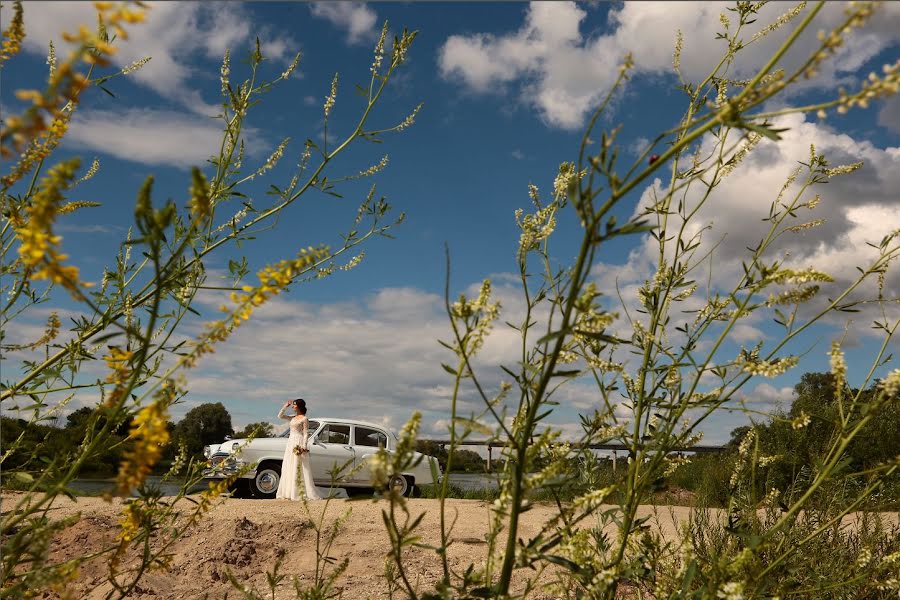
[5,493,696,599]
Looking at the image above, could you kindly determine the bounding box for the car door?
[351,425,389,484]
[309,423,355,485]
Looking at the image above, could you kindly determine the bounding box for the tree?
[174,403,234,458]
[233,421,275,439]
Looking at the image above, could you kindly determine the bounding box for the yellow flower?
[114,388,172,496]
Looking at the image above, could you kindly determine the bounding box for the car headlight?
[203,446,211,458]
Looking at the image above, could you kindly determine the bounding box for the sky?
[3,1,899,444]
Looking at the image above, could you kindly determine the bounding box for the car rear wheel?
[251,462,281,499]
[389,474,413,497]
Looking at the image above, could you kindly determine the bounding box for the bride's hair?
[293,398,307,415]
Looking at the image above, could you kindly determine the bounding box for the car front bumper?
[202,453,255,480]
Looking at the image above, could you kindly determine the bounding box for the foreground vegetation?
[2,1,899,599]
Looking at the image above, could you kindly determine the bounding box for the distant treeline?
[1,402,270,478]
[3,372,897,489]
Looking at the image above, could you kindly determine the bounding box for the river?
[69,472,502,497]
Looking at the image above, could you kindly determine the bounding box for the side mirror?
[224,435,232,441]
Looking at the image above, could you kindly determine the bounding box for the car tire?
[250,462,281,499]
[389,474,413,497]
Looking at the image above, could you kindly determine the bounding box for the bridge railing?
[417,439,727,471]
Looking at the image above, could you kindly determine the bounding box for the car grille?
[209,453,229,467]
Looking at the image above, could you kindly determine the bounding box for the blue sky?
[3,2,899,443]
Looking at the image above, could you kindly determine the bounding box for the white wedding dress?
[275,409,347,501]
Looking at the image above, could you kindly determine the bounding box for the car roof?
[313,417,392,433]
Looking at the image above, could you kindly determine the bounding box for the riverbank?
[5,492,897,599]
[3,492,693,598]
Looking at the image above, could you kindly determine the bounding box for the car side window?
[318,424,350,445]
[354,426,387,448]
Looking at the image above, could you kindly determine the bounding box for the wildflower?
[857,547,873,568]
[765,267,833,286]
[673,29,683,74]
[46,41,56,77]
[791,411,811,430]
[395,102,422,131]
[324,72,338,118]
[249,138,290,180]
[356,155,389,178]
[879,369,900,398]
[0,0,25,65]
[114,386,173,495]
[740,355,799,378]
[281,51,301,80]
[717,581,744,600]
[220,49,230,96]
[766,285,820,306]
[121,56,150,75]
[553,161,586,200]
[372,22,388,74]
[751,2,806,42]
[188,167,211,222]
[720,133,761,177]
[824,161,863,178]
[14,158,87,294]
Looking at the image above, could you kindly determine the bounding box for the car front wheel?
[389,474,412,497]
[251,462,281,499]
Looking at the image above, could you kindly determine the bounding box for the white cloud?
[18,1,296,115]
[438,2,900,129]
[591,113,900,346]
[64,108,259,168]
[309,2,378,45]
[878,95,900,133]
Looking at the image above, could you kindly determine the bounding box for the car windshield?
[278,419,320,438]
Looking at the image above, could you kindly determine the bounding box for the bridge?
[417,439,727,471]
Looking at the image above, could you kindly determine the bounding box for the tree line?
[2,371,896,483]
[0,402,274,478]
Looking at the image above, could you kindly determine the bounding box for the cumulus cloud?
[438,1,900,129]
[18,1,296,114]
[309,2,378,45]
[64,108,261,168]
[591,113,900,347]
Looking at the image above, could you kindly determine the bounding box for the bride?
[275,398,346,500]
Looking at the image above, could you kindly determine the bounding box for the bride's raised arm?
[277,402,293,420]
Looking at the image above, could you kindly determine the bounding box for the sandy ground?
[6,493,897,599]
[1,492,700,599]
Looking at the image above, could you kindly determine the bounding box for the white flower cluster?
[251,138,289,180]
[220,49,230,96]
[880,369,900,398]
[450,279,500,356]
[791,411,811,430]
[46,40,56,76]
[281,52,301,80]
[371,23,387,74]
[740,355,799,378]
[766,267,834,286]
[324,73,338,118]
[766,285,820,306]
[356,155,389,179]
[552,161,586,200]
[717,581,744,600]
[586,356,624,373]
[515,204,557,255]
[122,56,150,75]
[829,341,847,388]
[396,103,423,131]
[339,252,365,272]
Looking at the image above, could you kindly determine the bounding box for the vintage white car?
[202,417,439,498]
